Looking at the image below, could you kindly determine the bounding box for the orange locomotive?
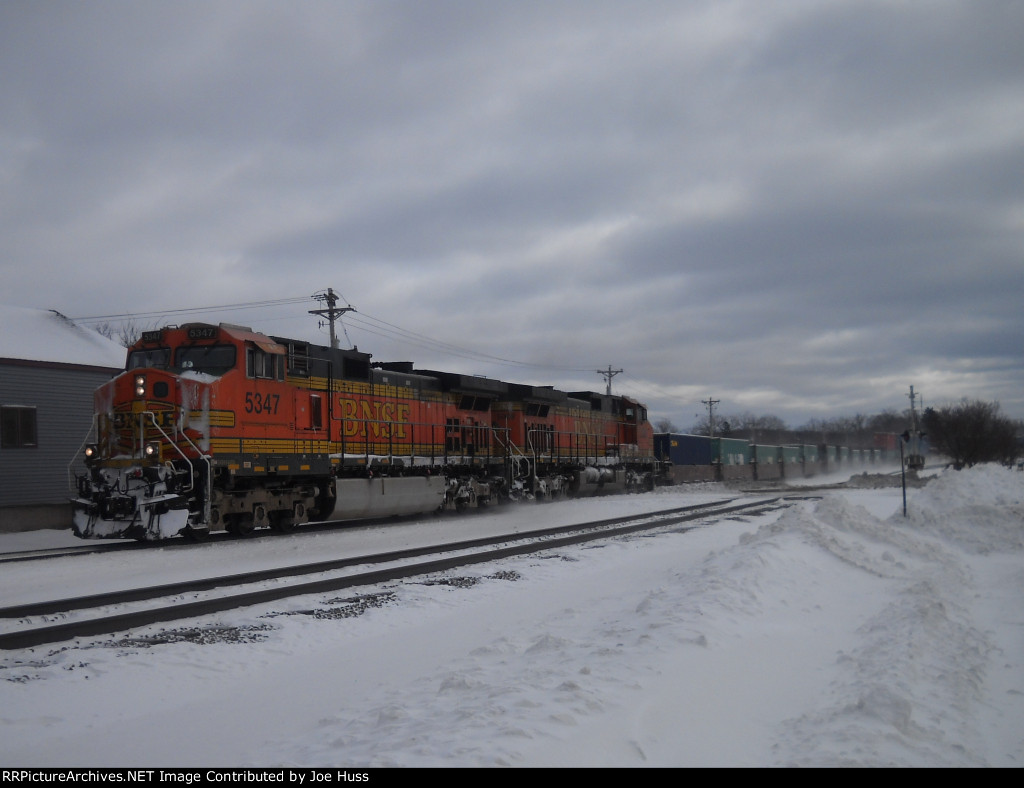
[71,322,657,541]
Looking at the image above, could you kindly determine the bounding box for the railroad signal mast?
[903,385,926,472]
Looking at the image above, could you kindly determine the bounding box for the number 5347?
[245,392,280,414]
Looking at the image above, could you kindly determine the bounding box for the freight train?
[654,432,909,484]
[70,322,658,541]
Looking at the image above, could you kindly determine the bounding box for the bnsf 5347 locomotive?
[71,322,657,541]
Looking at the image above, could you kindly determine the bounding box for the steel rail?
[0,497,785,651]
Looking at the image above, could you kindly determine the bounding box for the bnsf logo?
[113,409,177,430]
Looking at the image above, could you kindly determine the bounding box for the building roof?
[0,305,126,370]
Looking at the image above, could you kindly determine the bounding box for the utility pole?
[596,365,623,396]
[309,288,355,350]
[702,397,720,438]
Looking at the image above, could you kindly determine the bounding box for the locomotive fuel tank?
[328,476,447,521]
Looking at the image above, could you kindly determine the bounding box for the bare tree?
[95,320,147,348]
[653,417,678,433]
[691,411,788,442]
[921,399,1020,468]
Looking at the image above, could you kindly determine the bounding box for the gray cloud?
[2,0,1022,428]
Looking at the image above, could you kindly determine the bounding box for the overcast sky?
[2,0,1022,429]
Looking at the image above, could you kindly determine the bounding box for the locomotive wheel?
[226,514,255,537]
[270,512,295,533]
[182,525,209,542]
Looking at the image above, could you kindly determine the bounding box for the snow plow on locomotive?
[70,322,658,541]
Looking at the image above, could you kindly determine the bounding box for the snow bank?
[1,468,1022,767]
[902,464,1024,554]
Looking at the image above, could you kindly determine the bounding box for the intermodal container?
[654,433,712,465]
[713,437,751,465]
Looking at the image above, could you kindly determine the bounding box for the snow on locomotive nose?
[72,367,198,540]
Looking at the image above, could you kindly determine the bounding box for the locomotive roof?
[147,322,288,354]
[216,324,287,353]
[504,382,568,404]
[410,369,509,397]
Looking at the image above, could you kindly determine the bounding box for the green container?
[712,437,751,465]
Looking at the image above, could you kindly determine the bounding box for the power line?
[616,379,695,410]
[596,365,623,395]
[69,295,600,376]
[71,294,699,409]
[308,288,354,350]
[71,297,311,324]
[345,310,597,373]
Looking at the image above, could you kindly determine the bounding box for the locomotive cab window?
[128,348,171,370]
[247,346,284,381]
[175,345,237,376]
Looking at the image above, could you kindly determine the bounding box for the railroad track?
[0,541,148,564]
[0,511,427,564]
[0,496,791,651]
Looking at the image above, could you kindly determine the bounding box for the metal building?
[0,307,124,532]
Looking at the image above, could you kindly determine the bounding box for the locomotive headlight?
[134,375,147,397]
[143,441,160,459]
[84,443,98,461]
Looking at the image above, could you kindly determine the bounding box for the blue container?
[654,433,712,465]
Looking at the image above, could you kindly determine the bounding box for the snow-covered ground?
[1,464,1022,767]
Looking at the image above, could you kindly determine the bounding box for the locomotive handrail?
[526,425,605,467]
[491,427,530,485]
[142,411,213,525]
[67,413,100,495]
[332,416,517,471]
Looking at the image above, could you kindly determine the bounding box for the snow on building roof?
[0,305,126,370]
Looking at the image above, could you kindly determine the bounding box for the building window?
[1,406,38,448]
